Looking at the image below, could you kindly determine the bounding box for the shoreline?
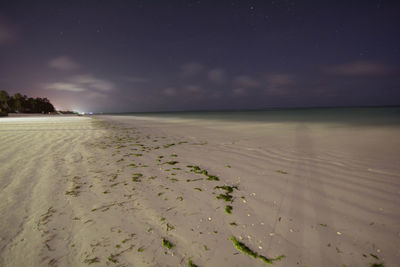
[1,115,399,266]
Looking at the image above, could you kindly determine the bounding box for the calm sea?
[110,107,400,126]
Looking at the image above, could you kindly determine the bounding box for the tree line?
[0,90,56,115]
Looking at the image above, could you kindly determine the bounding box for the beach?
[1,114,399,266]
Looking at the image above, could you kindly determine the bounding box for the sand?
[0,115,399,267]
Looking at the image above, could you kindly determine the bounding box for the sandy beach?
[1,115,399,267]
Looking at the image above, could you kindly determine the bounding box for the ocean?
[109,106,400,127]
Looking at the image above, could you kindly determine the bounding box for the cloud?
[180,62,204,77]
[45,74,114,94]
[121,76,148,83]
[232,88,246,96]
[162,87,177,96]
[324,61,392,76]
[234,75,261,88]
[264,73,294,95]
[0,23,15,45]
[208,68,226,83]
[87,91,108,99]
[49,56,80,71]
[183,84,203,93]
[45,82,86,92]
[69,74,114,91]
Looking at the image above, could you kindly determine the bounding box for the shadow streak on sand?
[286,123,334,266]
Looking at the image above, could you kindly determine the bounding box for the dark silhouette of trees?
[0,90,55,115]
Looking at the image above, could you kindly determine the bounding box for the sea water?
[111,107,400,127]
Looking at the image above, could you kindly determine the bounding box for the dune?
[0,115,399,266]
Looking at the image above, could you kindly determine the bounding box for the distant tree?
[0,90,56,114]
[11,93,24,112]
[0,90,10,113]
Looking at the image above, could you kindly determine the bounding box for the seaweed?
[194,188,202,191]
[187,165,220,181]
[370,254,379,260]
[230,222,238,226]
[188,259,199,267]
[132,173,143,182]
[225,205,233,214]
[215,185,238,194]
[65,190,79,196]
[217,194,233,202]
[186,178,203,182]
[215,185,238,202]
[206,175,219,181]
[108,254,119,263]
[276,170,288,174]
[166,223,175,231]
[230,236,285,264]
[162,238,174,249]
[84,257,100,264]
[165,161,179,165]
[163,143,175,148]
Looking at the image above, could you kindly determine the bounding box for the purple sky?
[1,0,399,112]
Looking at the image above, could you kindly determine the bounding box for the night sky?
[1,0,399,112]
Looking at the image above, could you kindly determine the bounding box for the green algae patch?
[230,236,285,264]
[215,185,238,202]
[163,143,175,148]
[108,254,119,263]
[162,238,174,249]
[215,185,238,194]
[217,194,232,202]
[188,259,199,267]
[84,257,100,264]
[186,178,203,182]
[186,165,220,181]
[165,161,179,165]
[225,205,233,214]
[132,173,143,182]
